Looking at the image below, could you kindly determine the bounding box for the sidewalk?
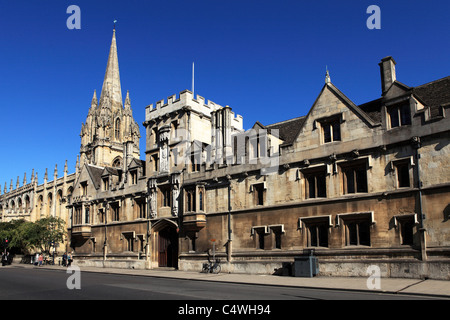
[13,263,450,298]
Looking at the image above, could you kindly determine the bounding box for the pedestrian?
[62,252,67,267]
[2,252,8,266]
[67,252,73,267]
[38,253,43,267]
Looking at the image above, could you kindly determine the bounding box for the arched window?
[115,118,121,139]
[112,156,122,168]
[25,195,30,210]
[38,195,43,207]
[57,189,63,204]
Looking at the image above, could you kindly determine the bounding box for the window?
[152,127,158,145]
[395,215,416,246]
[345,220,371,246]
[81,182,88,196]
[395,162,410,188]
[342,162,368,194]
[102,177,109,191]
[112,157,122,168]
[123,233,134,252]
[300,217,331,248]
[160,186,172,208]
[115,118,121,139]
[185,189,196,212]
[130,170,138,185]
[135,198,146,219]
[137,235,145,252]
[25,196,30,210]
[252,227,267,250]
[99,208,104,224]
[253,183,265,206]
[152,154,158,172]
[250,134,260,159]
[74,206,82,225]
[321,117,341,143]
[172,148,179,167]
[308,223,329,247]
[85,207,90,224]
[111,203,120,221]
[401,220,414,246]
[191,154,200,172]
[389,104,411,128]
[257,229,265,249]
[171,121,178,139]
[304,168,327,199]
[199,190,204,211]
[269,225,284,249]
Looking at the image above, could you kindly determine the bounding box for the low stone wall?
[319,260,450,280]
[75,258,146,270]
[179,257,450,280]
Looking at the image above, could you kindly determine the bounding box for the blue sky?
[0,0,449,189]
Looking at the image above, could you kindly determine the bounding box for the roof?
[265,116,306,146]
[85,164,104,190]
[413,76,450,117]
[262,76,449,146]
[358,98,383,123]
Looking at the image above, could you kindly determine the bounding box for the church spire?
[100,28,122,110]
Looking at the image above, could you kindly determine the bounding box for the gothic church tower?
[80,29,140,168]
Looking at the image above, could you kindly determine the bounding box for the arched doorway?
[152,219,179,269]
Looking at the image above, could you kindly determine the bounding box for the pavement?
[10,262,450,299]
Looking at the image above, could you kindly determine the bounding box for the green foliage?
[0,217,66,254]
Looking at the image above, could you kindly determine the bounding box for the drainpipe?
[412,136,427,261]
[103,201,108,262]
[145,192,151,269]
[227,180,233,262]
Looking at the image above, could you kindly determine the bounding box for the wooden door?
[158,231,169,267]
[158,228,178,268]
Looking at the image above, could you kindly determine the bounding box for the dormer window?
[130,170,138,185]
[81,182,88,196]
[388,103,411,128]
[102,177,109,191]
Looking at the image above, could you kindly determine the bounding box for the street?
[0,265,445,302]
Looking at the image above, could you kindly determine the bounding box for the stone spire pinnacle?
[325,66,331,84]
[124,90,131,110]
[91,90,98,108]
[100,28,122,110]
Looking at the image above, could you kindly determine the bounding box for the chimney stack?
[379,56,397,94]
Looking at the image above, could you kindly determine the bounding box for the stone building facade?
[0,30,449,279]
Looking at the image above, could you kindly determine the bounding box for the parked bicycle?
[202,258,221,274]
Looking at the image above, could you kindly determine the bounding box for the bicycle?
[202,258,221,274]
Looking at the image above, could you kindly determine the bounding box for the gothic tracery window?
[115,118,121,139]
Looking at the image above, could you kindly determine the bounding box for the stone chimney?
[379,56,397,94]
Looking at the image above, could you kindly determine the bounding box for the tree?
[34,217,66,254]
[0,217,66,254]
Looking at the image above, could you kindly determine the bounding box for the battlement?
[145,90,243,130]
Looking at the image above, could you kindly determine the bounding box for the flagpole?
[192,62,195,97]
